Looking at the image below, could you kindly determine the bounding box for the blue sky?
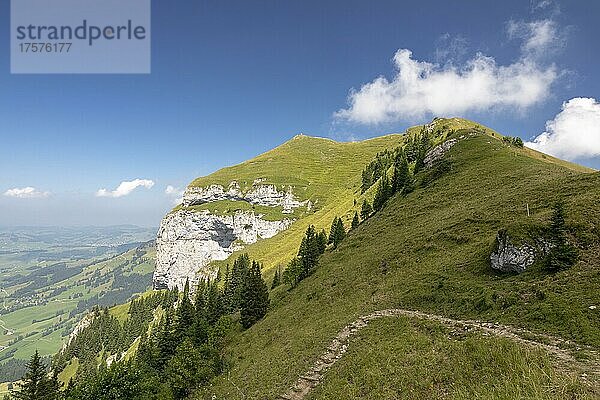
[1,0,599,227]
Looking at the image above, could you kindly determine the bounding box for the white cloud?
[165,185,184,205]
[526,98,600,160]
[3,187,50,199]
[335,49,557,124]
[335,17,563,125]
[507,19,563,59]
[96,179,155,198]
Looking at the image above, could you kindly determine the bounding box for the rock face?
[154,182,300,291]
[63,313,93,349]
[424,139,458,168]
[182,181,308,214]
[490,231,536,273]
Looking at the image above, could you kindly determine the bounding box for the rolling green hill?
[185,121,600,399]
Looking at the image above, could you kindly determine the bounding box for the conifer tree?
[271,267,281,289]
[544,201,578,272]
[316,229,327,254]
[361,169,373,193]
[414,132,431,173]
[228,254,250,310]
[298,225,321,277]
[351,212,360,230]
[373,172,392,211]
[205,280,224,325]
[240,261,270,328]
[329,217,346,248]
[392,149,411,194]
[328,218,338,245]
[165,338,214,399]
[282,257,303,288]
[11,350,58,400]
[222,265,232,311]
[360,200,373,220]
[175,280,195,338]
[156,311,177,368]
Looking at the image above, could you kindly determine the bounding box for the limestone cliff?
[153,181,304,290]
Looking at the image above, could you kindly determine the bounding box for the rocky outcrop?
[153,209,293,291]
[182,181,307,213]
[490,231,536,273]
[63,313,94,349]
[424,139,458,168]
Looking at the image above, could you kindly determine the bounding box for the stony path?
[277,309,600,400]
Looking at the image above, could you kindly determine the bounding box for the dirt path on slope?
[278,309,600,400]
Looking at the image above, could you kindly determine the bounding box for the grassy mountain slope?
[180,118,591,279]
[179,133,405,271]
[195,128,600,398]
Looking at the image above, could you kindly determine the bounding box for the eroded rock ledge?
[154,208,293,291]
[183,181,309,214]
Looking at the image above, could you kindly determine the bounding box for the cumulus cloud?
[96,179,155,198]
[526,97,600,160]
[335,49,557,124]
[335,17,563,125]
[165,185,184,205]
[3,187,50,199]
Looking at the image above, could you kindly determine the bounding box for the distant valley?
[0,226,156,391]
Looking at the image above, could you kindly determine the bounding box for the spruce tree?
[222,265,232,312]
[156,311,177,368]
[282,257,303,288]
[316,229,327,254]
[373,172,392,211]
[351,212,360,230]
[11,350,56,400]
[360,200,373,220]
[414,132,431,173]
[240,261,270,329]
[205,280,224,325]
[329,217,346,248]
[392,150,411,194]
[175,280,196,338]
[544,201,578,272]
[229,254,250,310]
[298,225,320,277]
[165,338,213,399]
[361,169,373,193]
[271,267,281,289]
[328,218,338,245]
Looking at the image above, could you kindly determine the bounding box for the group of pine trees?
[360,149,396,193]
[371,147,417,213]
[222,255,270,328]
[361,129,432,216]
[283,225,327,288]
[281,212,366,289]
[10,255,271,400]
